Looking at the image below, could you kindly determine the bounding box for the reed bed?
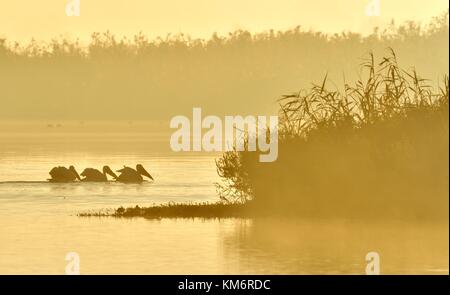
[1,13,448,120]
[215,50,449,220]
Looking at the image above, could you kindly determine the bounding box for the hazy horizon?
[1,12,448,121]
[1,1,449,122]
[0,0,448,43]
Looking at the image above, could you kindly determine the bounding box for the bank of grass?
[78,201,255,219]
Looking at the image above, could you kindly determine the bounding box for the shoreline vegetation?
[80,50,449,220]
[78,202,254,219]
[1,13,448,121]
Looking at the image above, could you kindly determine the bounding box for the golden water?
[0,129,448,274]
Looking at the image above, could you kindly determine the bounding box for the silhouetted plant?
[215,50,449,220]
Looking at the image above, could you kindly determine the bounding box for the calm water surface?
[0,131,448,274]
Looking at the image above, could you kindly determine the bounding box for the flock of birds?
[48,164,154,183]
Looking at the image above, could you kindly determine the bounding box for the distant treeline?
[0,13,448,120]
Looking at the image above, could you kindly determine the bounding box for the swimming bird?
[48,166,81,182]
[115,164,154,183]
[80,166,118,182]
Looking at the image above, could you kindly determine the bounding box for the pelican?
[80,166,118,182]
[115,164,154,183]
[48,166,81,182]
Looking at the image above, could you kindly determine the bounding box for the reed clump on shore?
[215,50,449,220]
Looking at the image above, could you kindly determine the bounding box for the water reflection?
[0,133,447,274]
[0,211,447,274]
[221,218,449,274]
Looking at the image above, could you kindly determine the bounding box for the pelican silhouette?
[80,166,118,182]
[48,166,81,182]
[115,164,154,183]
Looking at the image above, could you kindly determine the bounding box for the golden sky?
[0,0,448,42]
